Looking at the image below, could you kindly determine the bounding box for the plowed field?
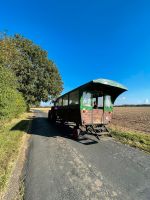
[111,107,150,134]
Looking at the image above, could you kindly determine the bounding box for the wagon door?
[81,91,104,125]
[92,92,104,124]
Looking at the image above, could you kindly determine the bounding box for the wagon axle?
[72,124,109,140]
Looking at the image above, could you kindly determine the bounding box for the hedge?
[0,65,26,121]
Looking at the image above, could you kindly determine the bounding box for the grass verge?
[13,176,25,200]
[0,113,32,196]
[110,125,150,153]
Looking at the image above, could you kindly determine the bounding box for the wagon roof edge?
[56,78,127,100]
[92,78,128,90]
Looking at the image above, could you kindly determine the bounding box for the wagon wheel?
[48,112,52,121]
[72,128,80,140]
[86,125,93,134]
[48,112,56,124]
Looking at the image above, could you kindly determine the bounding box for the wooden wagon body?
[48,78,127,138]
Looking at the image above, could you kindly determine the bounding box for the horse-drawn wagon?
[48,78,127,139]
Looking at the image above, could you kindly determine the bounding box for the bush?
[0,65,26,121]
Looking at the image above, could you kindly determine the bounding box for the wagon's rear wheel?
[48,111,52,121]
[48,111,56,124]
[72,128,80,140]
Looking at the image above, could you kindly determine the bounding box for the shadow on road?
[11,116,99,145]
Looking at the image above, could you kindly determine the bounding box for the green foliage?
[0,65,26,121]
[0,34,63,106]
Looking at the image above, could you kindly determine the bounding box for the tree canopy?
[0,34,63,106]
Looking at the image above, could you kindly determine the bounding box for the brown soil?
[111,107,150,134]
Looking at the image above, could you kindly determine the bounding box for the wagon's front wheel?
[72,128,80,140]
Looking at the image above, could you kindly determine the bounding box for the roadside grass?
[0,113,32,196]
[110,125,150,153]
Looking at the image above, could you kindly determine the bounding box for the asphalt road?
[24,109,150,200]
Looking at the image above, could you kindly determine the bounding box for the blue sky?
[1,0,150,105]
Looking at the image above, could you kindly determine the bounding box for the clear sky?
[1,0,150,105]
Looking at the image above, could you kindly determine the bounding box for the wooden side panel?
[81,109,104,125]
[68,107,81,124]
[55,106,81,124]
[103,111,113,124]
[81,110,92,124]
[92,109,103,124]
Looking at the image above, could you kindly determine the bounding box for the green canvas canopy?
[58,78,127,102]
[93,78,128,91]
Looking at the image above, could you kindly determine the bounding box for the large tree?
[0,34,63,106]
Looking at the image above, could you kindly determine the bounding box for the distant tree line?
[114,104,150,107]
[0,33,63,121]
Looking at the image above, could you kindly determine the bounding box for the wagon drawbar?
[48,78,127,140]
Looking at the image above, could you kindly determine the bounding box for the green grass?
[0,114,31,195]
[110,127,150,153]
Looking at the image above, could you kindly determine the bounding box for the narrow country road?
[24,109,150,200]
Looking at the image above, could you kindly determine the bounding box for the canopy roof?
[58,78,127,100]
[92,78,128,90]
